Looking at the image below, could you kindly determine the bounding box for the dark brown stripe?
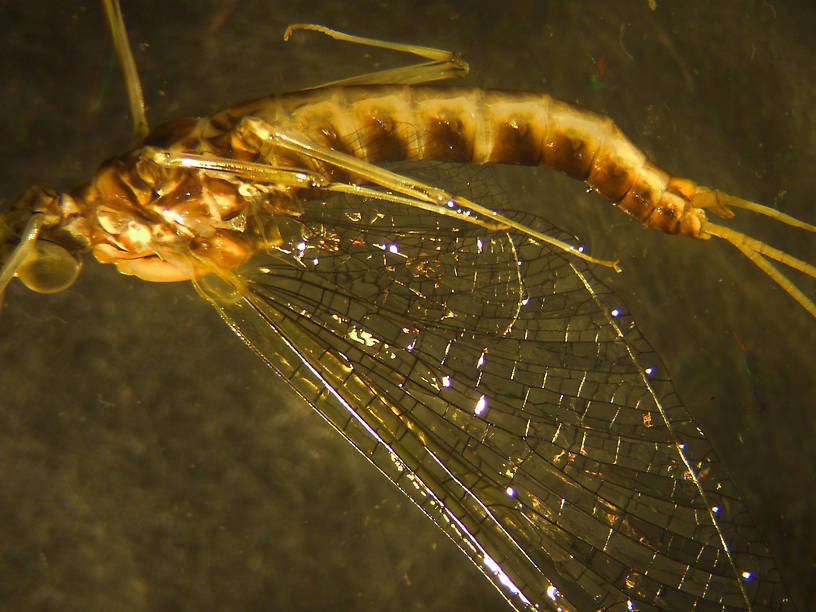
[588,152,635,201]
[422,115,473,161]
[488,120,541,165]
[361,115,406,162]
[617,181,657,222]
[542,131,594,179]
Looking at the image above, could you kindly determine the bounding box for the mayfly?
[0,2,810,611]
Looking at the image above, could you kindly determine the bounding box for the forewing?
[200,188,790,612]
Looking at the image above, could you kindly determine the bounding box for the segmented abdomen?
[201,86,706,237]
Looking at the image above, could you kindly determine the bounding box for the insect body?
[0,6,809,612]
[8,82,813,307]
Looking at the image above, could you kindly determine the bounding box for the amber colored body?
[37,85,714,283]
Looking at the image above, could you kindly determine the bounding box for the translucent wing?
[197,183,791,612]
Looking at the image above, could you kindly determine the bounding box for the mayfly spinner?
[1,2,809,611]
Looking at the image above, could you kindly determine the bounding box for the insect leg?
[283,24,469,87]
[0,213,44,295]
[145,148,330,189]
[101,0,149,143]
[239,117,620,271]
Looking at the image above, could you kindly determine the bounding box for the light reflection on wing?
[198,183,791,611]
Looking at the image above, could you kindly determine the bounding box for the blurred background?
[0,1,813,610]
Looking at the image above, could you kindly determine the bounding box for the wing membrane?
[198,186,789,611]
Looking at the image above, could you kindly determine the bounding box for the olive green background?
[0,1,813,610]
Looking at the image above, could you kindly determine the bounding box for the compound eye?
[17,241,81,294]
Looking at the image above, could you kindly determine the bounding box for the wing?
[196,181,791,612]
